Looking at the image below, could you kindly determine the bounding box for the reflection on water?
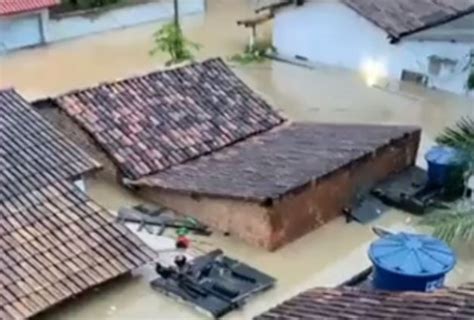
[1,0,473,319]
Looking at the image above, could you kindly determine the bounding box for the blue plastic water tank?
[425,146,465,187]
[368,232,456,292]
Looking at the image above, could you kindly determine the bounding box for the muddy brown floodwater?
[1,0,474,319]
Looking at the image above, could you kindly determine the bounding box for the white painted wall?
[273,0,474,95]
[47,0,206,42]
[74,178,86,193]
[0,10,45,52]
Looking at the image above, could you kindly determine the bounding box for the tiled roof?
[1,88,154,318]
[257,0,474,41]
[341,0,474,40]
[132,123,419,201]
[0,180,155,320]
[0,89,101,201]
[54,58,285,180]
[0,0,59,16]
[255,283,474,320]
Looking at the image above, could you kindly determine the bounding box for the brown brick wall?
[267,130,421,249]
[141,130,420,250]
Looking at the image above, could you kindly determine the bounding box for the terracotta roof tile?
[1,89,154,318]
[341,0,474,40]
[255,284,474,320]
[54,58,285,179]
[0,181,155,320]
[0,88,101,200]
[0,0,59,15]
[133,122,419,201]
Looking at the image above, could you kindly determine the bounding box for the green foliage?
[420,206,474,244]
[150,23,200,66]
[230,40,275,65]
[420,117,474,245]
[436,117,474,159]
[468,72,474,91]
[65,0,120,10]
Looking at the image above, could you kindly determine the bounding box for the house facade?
[266,0,474,95]
[1,0,207,53]
[0,0,57,52]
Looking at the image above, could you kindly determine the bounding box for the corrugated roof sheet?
[0,88,101,201]
[255,283,474,320]
[54,58,285,180]
[0,180,155,320]
[133,122,419,201]
[0,0,59,16]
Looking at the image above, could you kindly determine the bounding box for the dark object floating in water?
[371,166,458,215]
[151,249,275,318]
[345,195,389,224]
[116,204,211,236]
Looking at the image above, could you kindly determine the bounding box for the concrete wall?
[273,0,474,95]
[47,0,206,42]
[141,130,421,251]
[0,10,46,52]
[0,0,206,52]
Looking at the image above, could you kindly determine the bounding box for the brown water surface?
[1,1,473,319]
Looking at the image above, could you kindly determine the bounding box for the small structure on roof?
[257,0,474,95]
[0,88,155,319]
[45,58,420,250]
[0,0,59,51]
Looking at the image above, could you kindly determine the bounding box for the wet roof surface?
[258,0,474,40]
[255,283,474,320]
[0,0,59,16]
[54,58,284,180]
[341,0,474,39]
[133,122,419,201]
[0,89,101,201]
[0,181,155,320]
[0,89,154,319]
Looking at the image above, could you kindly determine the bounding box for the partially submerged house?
[0,88,154,319]
[255,282,474,319]
[258,0,474,95]
[0,0,59,52]
[42,58,420,250]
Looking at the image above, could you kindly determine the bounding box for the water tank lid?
[369,233,456,276]
[425,146,464,165]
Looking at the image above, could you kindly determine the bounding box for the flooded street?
[1,0,474,319]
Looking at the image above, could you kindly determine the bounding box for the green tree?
[420,117,474,244]
[150,0,199,66]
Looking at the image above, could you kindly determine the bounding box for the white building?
[259,0,474,96]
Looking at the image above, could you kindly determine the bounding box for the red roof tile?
[255,283,474,320]
[132,123,420,201]
[0,180,155,320]
[54,58,285,180]
[0,88,101,201]
[0,0,59,15]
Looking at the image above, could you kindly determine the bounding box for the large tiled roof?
[0,0,59,16]
[54,58,285,180]
[1,89,154,318]
[1,89,101,201]
[132,123,419,201]
[341,0,474,40]
[255,283,474,320]
[0,180,155,320]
